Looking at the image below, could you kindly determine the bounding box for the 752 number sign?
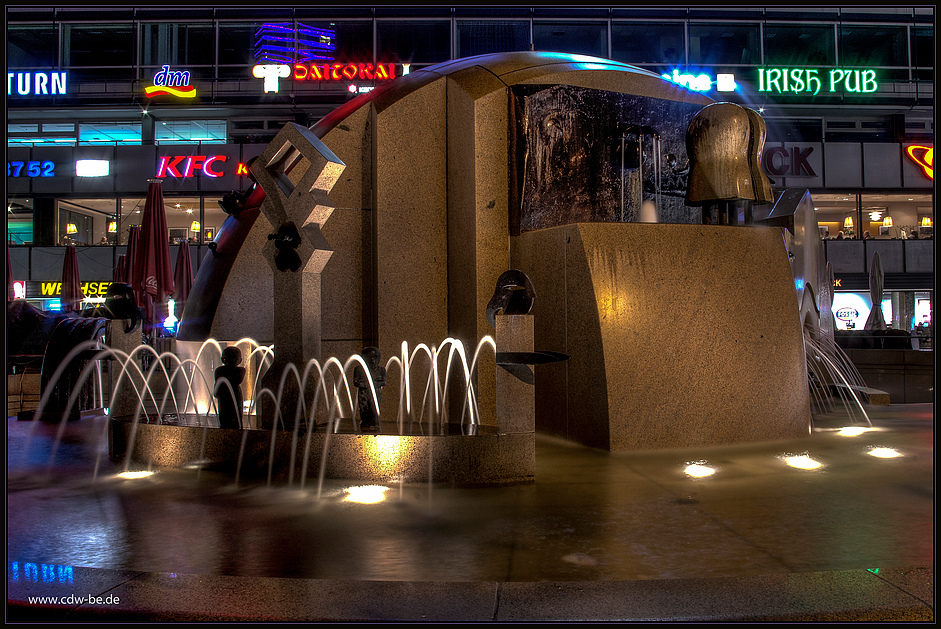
[8,160,56,177]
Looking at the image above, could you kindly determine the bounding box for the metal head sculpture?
[486,270,536,329]
[103,282,142,333]
[685,102,755,206]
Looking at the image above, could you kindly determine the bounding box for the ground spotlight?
[344,485,389,504]
[867,447,902,459]
[684,461,716,477]
[784,454,823,470]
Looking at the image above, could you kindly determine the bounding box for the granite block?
[515,222,812,451]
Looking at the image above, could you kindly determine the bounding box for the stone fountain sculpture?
[249,122,346,428]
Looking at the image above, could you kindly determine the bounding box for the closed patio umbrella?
[864,251,886,331]
[132,180,174,332]
[60,244,84,313]
[123,225,140,286]
[7,242,14,302]
[173,239,193,318]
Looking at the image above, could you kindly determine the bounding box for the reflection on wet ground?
[7,405,934,584]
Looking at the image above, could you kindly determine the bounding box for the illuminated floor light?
[838,426,873,437]
[868,447,902,459]
[117,470,155,479]
[684,462,716,478]
[784,454,823,470]
[344,485,389,504]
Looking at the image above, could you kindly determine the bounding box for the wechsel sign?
[757,68,878,96]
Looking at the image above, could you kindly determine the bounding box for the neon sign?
[253,62,409,93]
[253,64,291,93]
[758,68,877,96]
[661,69,736,92]
[7,161,55,177]
[39,281,112,297]
[763,146,816,177]
[905,145,933,180]
[835,307,859,322]
[156,155,227,178]
[7,71,67,96]
[254,23,335,64]
[145,65,196,98]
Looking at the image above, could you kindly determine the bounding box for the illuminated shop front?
[6,7,934,303]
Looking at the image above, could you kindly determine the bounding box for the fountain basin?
[109,418,534,485]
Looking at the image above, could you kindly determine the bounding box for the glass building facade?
[5,6,935,324]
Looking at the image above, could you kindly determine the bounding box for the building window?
[839,24,908,67]
[218,22,257,77]
[611,21,685,65]
[689,22,759,65]
[912,25,933,81]
[62,23,135,67]
[763,23,836,66]
[155,120,227,144]
[79,122,142,145]
[377,20,450,64]
[140,23,215,68]
[456,20,530,58]
[532,21,607,58]
[7,25,59,67]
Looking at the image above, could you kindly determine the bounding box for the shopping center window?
[457,20,530,58]
[377,20,450,64]
[839,24,908,67]
[532,21,607,58]
[912,25,933,80]
[79,122,142,145]
[7,25,59,67]
[62,23,135,67]
[611,22,685,65]
[763,23,836,66]
[155,120,227,145]
[689,22,759,65]
[140,23,215,68]
[218,22,257,77]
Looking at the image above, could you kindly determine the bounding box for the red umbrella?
[114,254,127,283]
[7,242,14,302]
[60,244,84,313]
[173,239,193,318]
[132,180,174,331]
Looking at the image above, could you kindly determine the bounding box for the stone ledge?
[7,566,933,623]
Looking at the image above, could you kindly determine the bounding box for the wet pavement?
[6,404,934,621]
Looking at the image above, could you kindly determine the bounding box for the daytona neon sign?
[253,62,409,93]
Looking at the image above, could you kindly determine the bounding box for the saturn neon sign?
[905,145,933,180]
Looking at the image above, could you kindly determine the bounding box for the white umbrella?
[864,252,886,331]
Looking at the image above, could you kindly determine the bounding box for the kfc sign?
[157,155,227,178]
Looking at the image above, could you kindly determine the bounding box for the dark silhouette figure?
[214,346,246,429]
[353,346,386,431]
[267,222,303,272]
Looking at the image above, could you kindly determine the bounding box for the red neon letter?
[294,64,308,80]
[184,155,206,177]
[157,155,186,177]
[203,155,226,178]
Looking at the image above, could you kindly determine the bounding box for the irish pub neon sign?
[758,68,878,96]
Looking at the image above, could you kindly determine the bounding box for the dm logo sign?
[835,307,859,322]
[145,66,196,98]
